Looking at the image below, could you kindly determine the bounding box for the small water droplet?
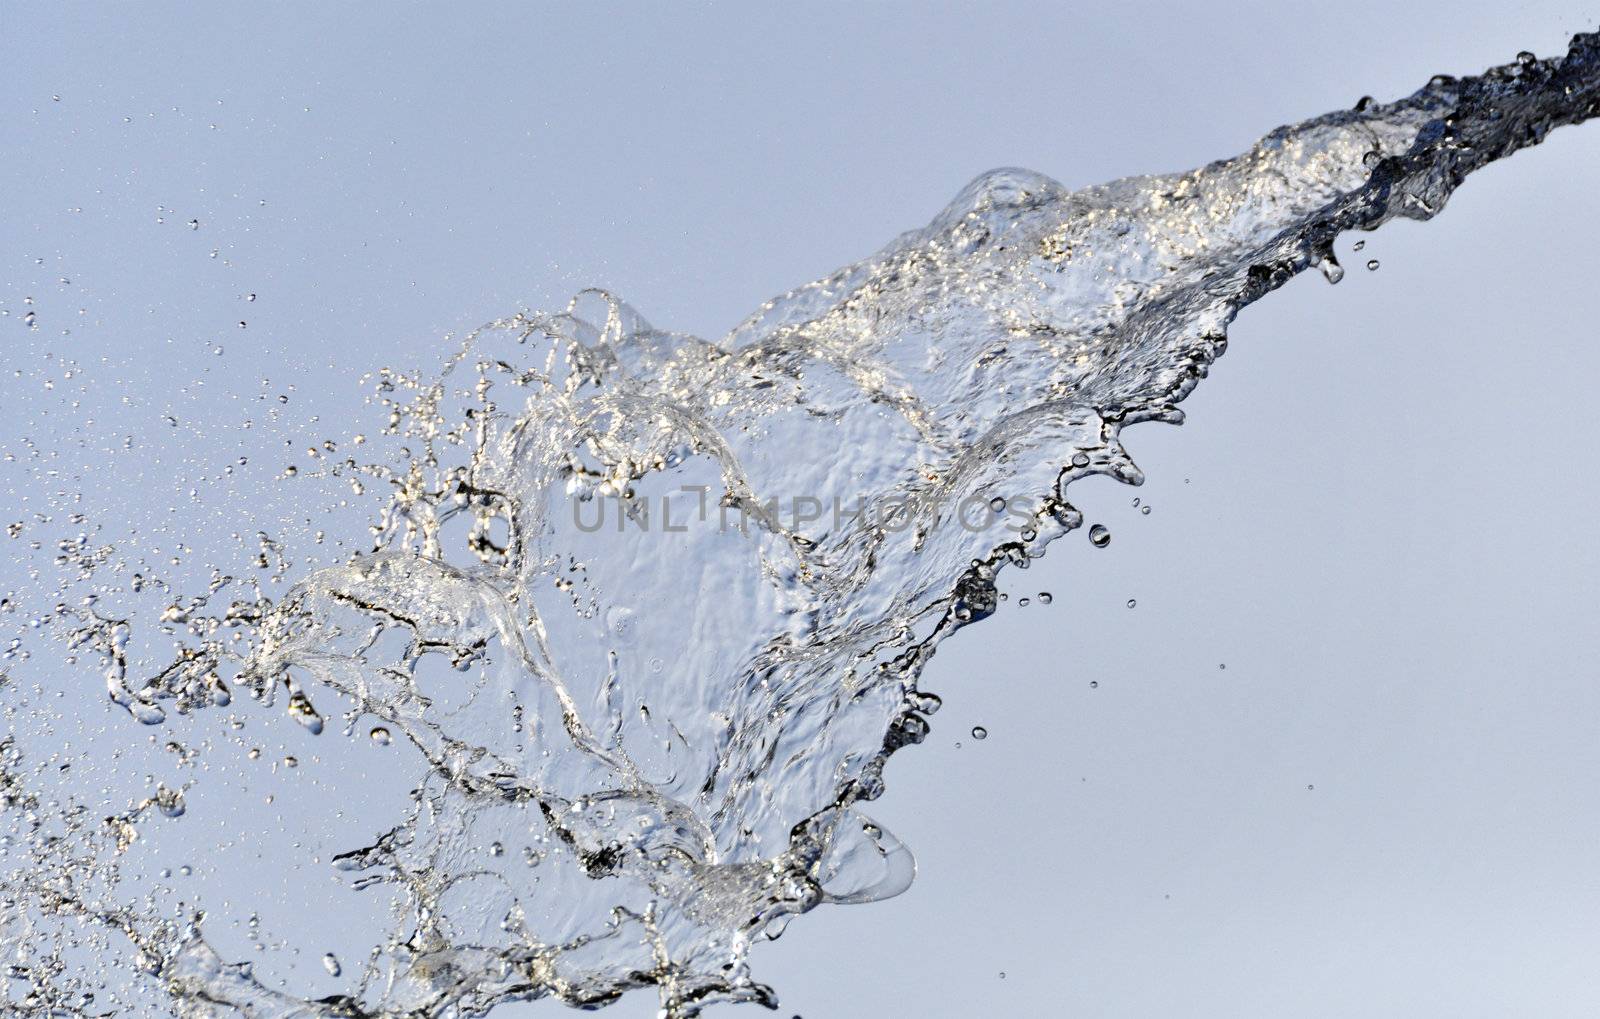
[1353,240,1365,251]
[1038,592,1052,605]
[988,497,1006,512]
[1140,505,1151,516]
[1126,598,1137,609]
[1088,524,1110,547]
[1071,452,1091,468]
[1366,259,1380,271]
[1517,50,1537,67]
[970,726,987,740]
[322,953,341,977]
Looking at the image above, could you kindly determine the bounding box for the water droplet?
[1126,598,1137,609]
[1140,505,1151,515]
[188,219,200,230]
[369,726,391,745]
[1517,50,1537,67]
[1366,259,1380,271]
[1070,452,1091,468]
[1353,240,1365,251]
[322,953,341,977]
[1089,680,1099,689]
[988,497,1006,512]
[970,726,987,740]
[1088,523,1110,547]
[1037,592,1052,605]
[1017,596,1030,607]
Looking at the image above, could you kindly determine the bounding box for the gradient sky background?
[6,3,1600,1017]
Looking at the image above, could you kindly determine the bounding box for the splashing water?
[4,34,1600,1018]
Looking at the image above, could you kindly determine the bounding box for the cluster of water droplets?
[3,34,1599,1018]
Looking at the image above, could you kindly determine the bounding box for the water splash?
[4,33,1599,1018]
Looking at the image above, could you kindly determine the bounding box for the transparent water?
[4,34,1598,1018]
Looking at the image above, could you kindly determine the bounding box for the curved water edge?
[4,32,1599,1018]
